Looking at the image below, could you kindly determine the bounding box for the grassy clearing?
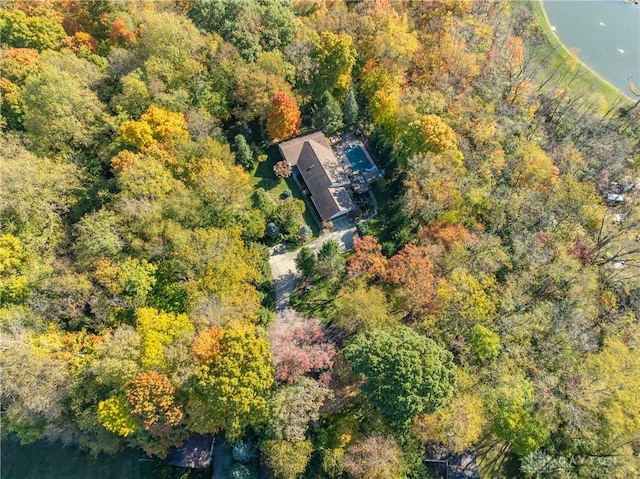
[289,275,341,322]
[524,1,628,111]
[285,175,321,237]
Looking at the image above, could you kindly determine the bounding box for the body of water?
[0,439,210,479]
[543,0,640,96]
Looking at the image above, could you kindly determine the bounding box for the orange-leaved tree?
[192,327,224,363]
[385,243,436,313]
[266,92,301,141]
[126,371,184,432]
[347,235,388,278]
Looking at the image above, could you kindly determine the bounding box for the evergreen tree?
[312,91,343,134]
[234,134,256,170]
[295,247,317,278]
[343,89,359,127]
[317,240,345,278]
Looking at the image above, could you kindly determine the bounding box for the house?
[166,434,215,469]
[424,444,481,479]
[278,131,356,223]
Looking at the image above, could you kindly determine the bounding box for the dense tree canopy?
[1,1,639,476]
[266,91,301,141]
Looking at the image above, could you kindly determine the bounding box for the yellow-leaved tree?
[97,396,140,438]
[135,307,194,370]
[120,105,189,149]
[574,338,640,472]
[188,327,274,439]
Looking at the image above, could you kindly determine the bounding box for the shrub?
[266,222,281,239]
[273,160,292,179]
[297,225,312,243]
[232,439,259,463]
[229,462,258,479]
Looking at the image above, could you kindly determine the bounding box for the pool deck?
[332,131,382,183]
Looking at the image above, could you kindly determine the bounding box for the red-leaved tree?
[420,221,472,249]
[269,308,336,384]
[347,235,388,278]
[385,243,436,312]
[266,92,301,141]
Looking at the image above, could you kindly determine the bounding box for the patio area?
[331,131,383,184]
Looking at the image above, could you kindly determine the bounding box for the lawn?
[289,275,343,323]
[252,145,320,238]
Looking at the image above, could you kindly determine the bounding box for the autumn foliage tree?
[490,375,550,456]
[266,92,301,141]
[414,391,488,453]
[0,9,66,50]
[347,235,388,278]
[135,308,194,371]
[268,377,330,441]
[97,396,140,438]
[268,308,336,384]
[420,221,472,249]
[262,439,313,479]
[0,48,39,129]
[190,327,274,439]
[342,435,404,479]
[385,244,436,313]
[333,279,395,336]
[191,327,224,363]
[312,31,357,98]
[126,371,184,433]
[404,114,458,156]
[21,51,105,153]
[120,105,189,150]
[108,18,136,47]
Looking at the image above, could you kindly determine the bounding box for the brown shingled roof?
[278,131,355,222]
[278,130,331,166]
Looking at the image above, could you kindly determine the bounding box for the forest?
[1,1,639,478]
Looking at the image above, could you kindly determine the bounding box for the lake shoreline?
[539,0,634,100]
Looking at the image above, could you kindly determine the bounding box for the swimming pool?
[344,144,374,173]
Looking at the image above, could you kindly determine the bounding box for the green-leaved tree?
[344,325,456,428]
